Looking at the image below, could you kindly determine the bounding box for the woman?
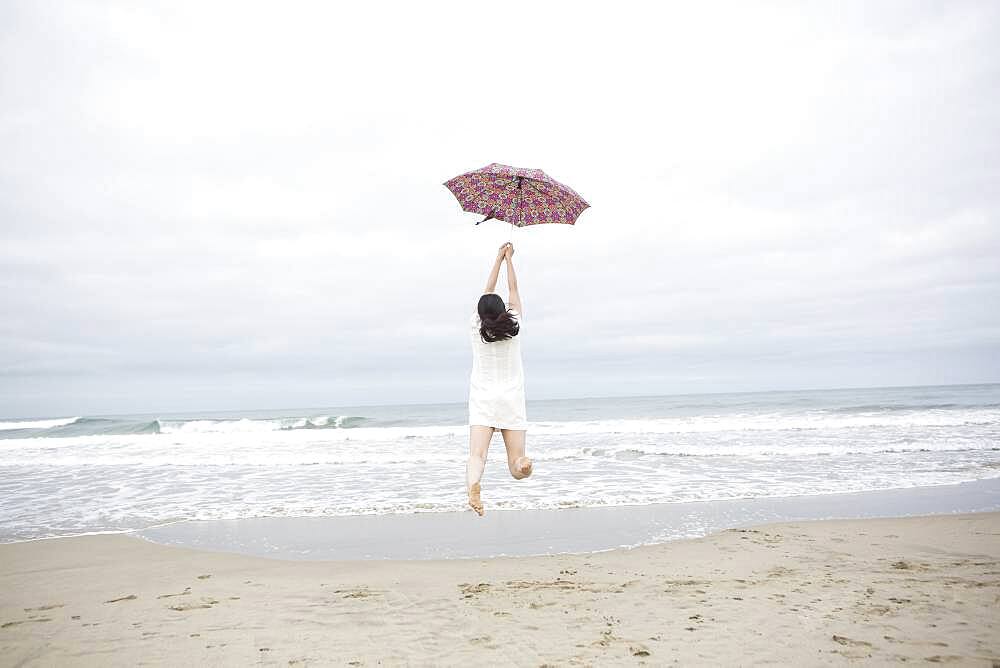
[466,241,532,516]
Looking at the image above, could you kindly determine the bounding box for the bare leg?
[467,425,494,515]
[500,428,532,479]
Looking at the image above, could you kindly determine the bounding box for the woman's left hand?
[497,242,511,258]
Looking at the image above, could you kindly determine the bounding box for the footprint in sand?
[168,598,219,611]
[593,628,620,646]
[335,588,380,599]
[197,574,212,580]
[468,635,498,649]
[1,618,52,629]
[832,635,873,647]
[459,582,491,597]
[924,656,965,663]
[157,587,192,599]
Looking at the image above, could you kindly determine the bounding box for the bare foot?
[468,482,484,516]
[516,456,533,478]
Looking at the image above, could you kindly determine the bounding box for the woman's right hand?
[504,243,515,260]
[497,242,511,259]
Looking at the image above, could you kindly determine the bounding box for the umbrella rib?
[526,176,587,205]
[521,178,587,223]
[486,176,519,222]
[467,173,504,215]
[446,165,588,226]
[517,176,526,227]
[457,172,507,217]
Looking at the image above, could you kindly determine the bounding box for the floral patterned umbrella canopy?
[444,163,589,227]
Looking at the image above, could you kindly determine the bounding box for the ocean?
[2,383,998,544]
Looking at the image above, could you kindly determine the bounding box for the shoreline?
[2,511,998,665]
[2,476,997,557]
[130,477,1000,561]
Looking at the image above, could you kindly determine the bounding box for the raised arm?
[484,243,510,294]
[504,245,522,316]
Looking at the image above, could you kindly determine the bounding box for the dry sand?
[1,512,998,666]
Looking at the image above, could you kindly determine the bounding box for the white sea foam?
[152,408,996,436]
[0,429,995,468]
[156,415,341,434]
[7,406,999,444]
[2,386,999,542]
[0,417,79,431]
[527,409,1000,434]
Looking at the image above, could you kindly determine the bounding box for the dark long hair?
[477,293,520,343]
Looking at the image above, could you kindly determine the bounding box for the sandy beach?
[1,512,997,666]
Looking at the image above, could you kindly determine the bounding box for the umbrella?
[444,163,589,230]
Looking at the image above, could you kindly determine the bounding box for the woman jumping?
[466,242,533,516]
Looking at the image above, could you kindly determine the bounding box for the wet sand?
[1,512,998,666]
[135,477,1000,560]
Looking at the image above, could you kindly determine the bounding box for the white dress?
[468,306,528,430]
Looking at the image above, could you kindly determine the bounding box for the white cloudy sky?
[1,1,998,417]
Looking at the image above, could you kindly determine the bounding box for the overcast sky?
[1,1,998,417]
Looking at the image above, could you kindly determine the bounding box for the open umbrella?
[444,163,589,232]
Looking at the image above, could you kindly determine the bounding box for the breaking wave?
[0,417,81,431]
